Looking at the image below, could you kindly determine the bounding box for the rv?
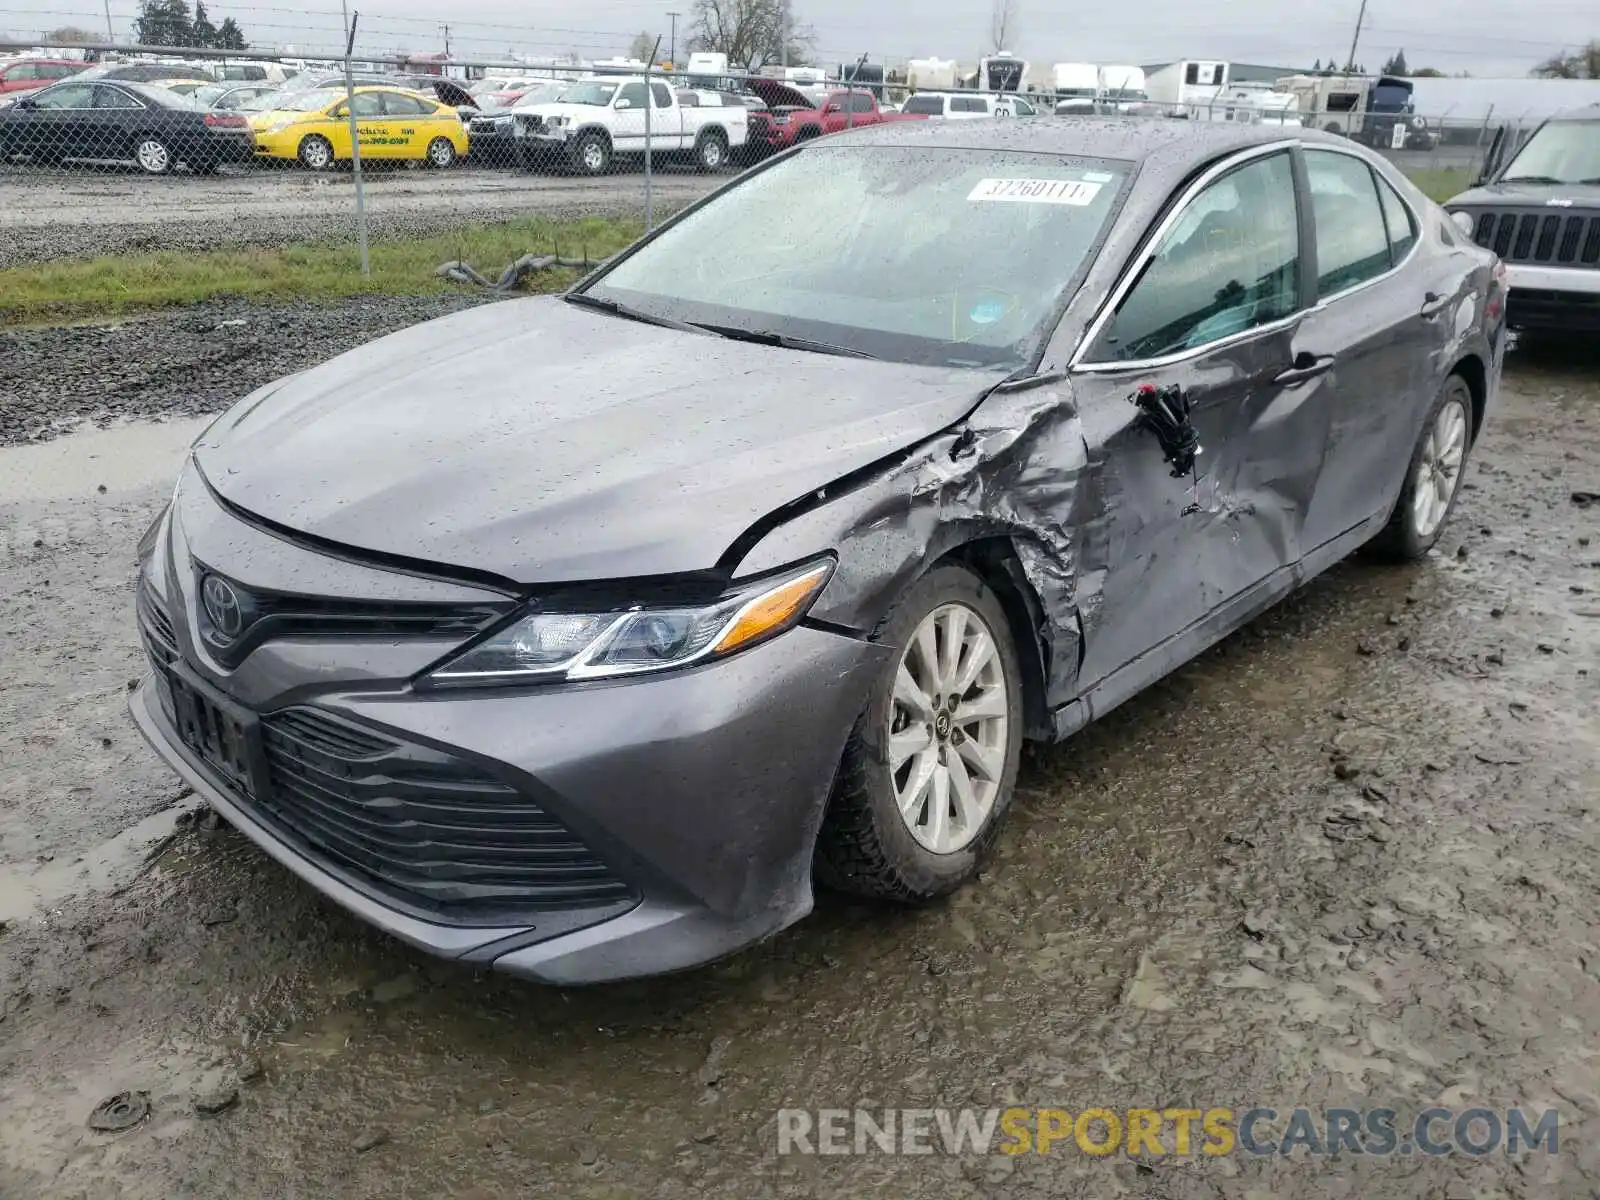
[978,51,1028,93]
[1190,82,1302,127]
[1144,59,1230,116]
[1097,64,1147,112]
[1052,62,1098,113]
[907,56,959,93]
[1275,73,1434,147]
[684,51,729,89]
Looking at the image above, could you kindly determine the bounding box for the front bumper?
[1504,264,1600,333]
[129,622,884,985]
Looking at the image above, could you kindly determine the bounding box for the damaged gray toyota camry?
[130,118,1506,984]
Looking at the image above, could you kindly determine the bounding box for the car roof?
[835,114,1304,161]
[1552,103,1600,121]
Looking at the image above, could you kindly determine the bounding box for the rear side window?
[1091,151,1301,362]
[903,94,944,115]
[1375,172,1418,261]
[8,64,38,81]
[1305,149,1393,296]
[952,96,988,113]
[382,92,431,116]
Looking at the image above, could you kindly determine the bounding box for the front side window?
[902,94,944,115]
[341,92,383,118]
[1091,151,1300,363]
[1014,99,1036,115]
[615,82,646,108]
[1305,149,1392,296]
[9,64,38,81]
[586,146,1131,369]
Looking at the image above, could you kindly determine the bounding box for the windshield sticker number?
[968,178,1102,205]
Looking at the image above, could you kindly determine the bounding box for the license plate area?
[162,665,260,800]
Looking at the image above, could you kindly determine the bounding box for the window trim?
[1302,143,1422,310]
[94,84,148,111]
[1072,140,1300,373]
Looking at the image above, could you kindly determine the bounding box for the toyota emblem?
[201,574,244,640]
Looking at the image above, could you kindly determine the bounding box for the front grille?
[1469,208,1600,267]
[470,118,502,135]
[137,579,179,663]
[256,707,635,920]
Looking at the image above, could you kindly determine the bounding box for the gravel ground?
[0,166,719,268]
[0,324,1596,1198]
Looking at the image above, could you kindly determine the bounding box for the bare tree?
[48,25,98,43]
[627,31,656,62]
[988,0,1019,53]
[1531,40,1600,79]
[689,0,813,70]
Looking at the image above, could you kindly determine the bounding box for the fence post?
[341,2,370,278]
[643,35,662,232]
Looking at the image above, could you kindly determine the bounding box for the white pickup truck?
[511,76,748,175]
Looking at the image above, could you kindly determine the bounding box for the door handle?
[1421,291,1451,319]
[1273,352,1335,386]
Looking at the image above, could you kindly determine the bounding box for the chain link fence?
[0,38,1556,302]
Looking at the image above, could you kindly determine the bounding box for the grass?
[0,215,643,326]
[1402,166,1475,204]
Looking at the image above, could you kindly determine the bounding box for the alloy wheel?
[582,142,605,172]
[1412,396,1468,539]
[428,137,454,167]
[135,139,170,174]
[888,602,1011,855]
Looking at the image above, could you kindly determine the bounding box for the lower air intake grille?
[256,708,635,921]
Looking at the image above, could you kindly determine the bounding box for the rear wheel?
[132,136,173,175]
[814,564,1024,902]
[694,129,729,172]
[1368,374,1473,562]
[298,134,334,171]
[425,136,457,168]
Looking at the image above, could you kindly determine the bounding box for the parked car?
[130,120,1503,985]
[1442,103,1600,333]
[511,75,748,174]
[249,85,469,170]
[469,76,549,108]
[151,79,207,97]
[900,91,1041,119]
[467,80,568,165]
[745,80,926,149]
[0,79,252,173]
[191,83,279,112]
[93,62,215,84]
[0,58,86,96]
[213,61,289,84]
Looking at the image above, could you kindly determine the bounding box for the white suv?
[900,92,1039,120]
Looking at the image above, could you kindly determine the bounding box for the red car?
[0,58,87,96]
[745,79,924,153]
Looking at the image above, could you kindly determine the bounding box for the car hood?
[1446,181,1600,209]
[747,79,816,110]
[194,297,995,585]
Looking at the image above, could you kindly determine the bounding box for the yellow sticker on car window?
[967,178,1102,205]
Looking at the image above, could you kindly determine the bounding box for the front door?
[1069,147,1326,690]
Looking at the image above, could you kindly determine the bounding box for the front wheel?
[132,136,173,175]
[694,130,728,172]
[569,131,610,176]
[1368,374,1474,562]
[425,136,457,168]
[814,563,1024,902]
[298,134,334,172]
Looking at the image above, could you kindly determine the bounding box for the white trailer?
[978,52,1028,94]
[907,57,959,92]
[1145,59,1230,116]
[1098,64,1147,112]
[1052,62,1099,113]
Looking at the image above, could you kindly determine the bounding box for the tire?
[794,125,822,142]
[694,129,729,172]
[1323,120,1344,136]
[298,134,334,172]
[1367,374,1474,562]
[814,563,1025,903]
[569,131,610,176]
[425,136,456,168]
[131,135,173,175]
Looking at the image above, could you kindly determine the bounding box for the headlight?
[546,115,567,128]
[1450,210,1475,237]
[427,559,833,684]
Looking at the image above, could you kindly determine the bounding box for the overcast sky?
[1,0,1593,77]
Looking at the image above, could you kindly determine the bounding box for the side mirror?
[823,103,839,114]
[14,97,37,110]
[615,98,633,110]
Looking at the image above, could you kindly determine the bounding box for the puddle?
[0,802,190,925]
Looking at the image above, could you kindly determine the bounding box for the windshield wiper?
[691,323,878,360]
[1499,174,1565,184]
[563,291,702,334]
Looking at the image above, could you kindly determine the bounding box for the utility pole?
[1344,0,1367,73]
[102,0,114,41]
[666,10,679,66]
[781,3,788,69]
[440,23,451,57]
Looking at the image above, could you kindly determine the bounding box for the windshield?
[513,82,569,108]
[560,81,618,106]
[584,146,1129,369]
[1500,120,1600,185]
[238,89,291,111]
[274,88,345,112]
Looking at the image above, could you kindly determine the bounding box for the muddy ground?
[0,332,1596,1199]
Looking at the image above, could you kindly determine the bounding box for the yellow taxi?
[250,85,469,170]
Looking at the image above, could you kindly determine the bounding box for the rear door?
[379,90,437,157]
[89,84,143,159]
[1068,147,1326,688]
[1295,147,1453,554]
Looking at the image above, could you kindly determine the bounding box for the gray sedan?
[130,118,1506,984]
